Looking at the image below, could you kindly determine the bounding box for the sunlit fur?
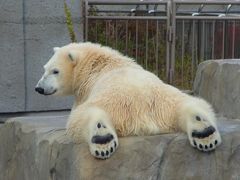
[44,42,219,142]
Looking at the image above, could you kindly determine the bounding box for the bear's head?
[35,44,79,96]
[35,42,131,97]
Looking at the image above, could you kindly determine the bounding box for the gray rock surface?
[194,59,240,119]
[1,115,240,180]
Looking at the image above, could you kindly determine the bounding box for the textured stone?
[0,23,25,112]
[194,60,240,119]
[0,115,240,180]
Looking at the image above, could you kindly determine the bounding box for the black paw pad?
[192,126,216,139]
[215,140,218,145]
[193,140,197,146]
[91,134,114,144]
[209,143,213,148]
[199,144,203,149]
[205,145,208,150]
[110,147,113,153]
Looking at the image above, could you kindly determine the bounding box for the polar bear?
[35,42,221,159]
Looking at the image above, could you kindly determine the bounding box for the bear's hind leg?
[177,98,222,152]
[67,106,119,159]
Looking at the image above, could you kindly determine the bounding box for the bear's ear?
[53,47,60,53]
[68,50,78,65]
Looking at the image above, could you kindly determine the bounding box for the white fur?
[37,42,222,159]
[53,47,60,52]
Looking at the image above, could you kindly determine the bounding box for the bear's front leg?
[66,106,119,159]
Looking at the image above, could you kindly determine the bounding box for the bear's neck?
[72,53,137,104]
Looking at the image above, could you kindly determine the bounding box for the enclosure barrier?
[83,0,240,89]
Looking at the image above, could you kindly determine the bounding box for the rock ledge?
[1,116,240,180]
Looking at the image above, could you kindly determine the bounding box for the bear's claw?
[89,122,118,159]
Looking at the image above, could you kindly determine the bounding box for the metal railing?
[83,0,240,89]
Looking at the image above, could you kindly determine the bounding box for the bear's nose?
[35,87,44,94]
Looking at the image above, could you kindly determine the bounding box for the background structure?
[0,0,83,113]
[1,0,240,113]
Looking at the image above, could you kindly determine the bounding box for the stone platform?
[1,115,240,180]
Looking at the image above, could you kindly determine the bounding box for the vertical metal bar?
[196,20,200,63]
[95,20,98,42]
[191,20,195,83]
[125,20,128,55]
[195,21,198,64]
[166,1,171,82]
[115,20,118,48]
[200,21,205,61]
[145,20,149,69]
[222,21,225,59]
[170,1,176,84]
[212,20,215,59]
[84,1,89,41]
[135,20,138,61]
[156,20,159,77]
[207,22,211,60]
[205,22,208,60]
[181,20,185,88]
[105,21,108,45]
[232,21,235,58]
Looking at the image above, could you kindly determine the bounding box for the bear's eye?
[53,69,59,75]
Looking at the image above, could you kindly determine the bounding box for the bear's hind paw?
[89,122,118,159]
[189,125,221,152]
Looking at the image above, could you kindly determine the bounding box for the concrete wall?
[0,0,83,113]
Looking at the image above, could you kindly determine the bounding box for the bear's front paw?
[89,122,118,159]
[188,124,221,152]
